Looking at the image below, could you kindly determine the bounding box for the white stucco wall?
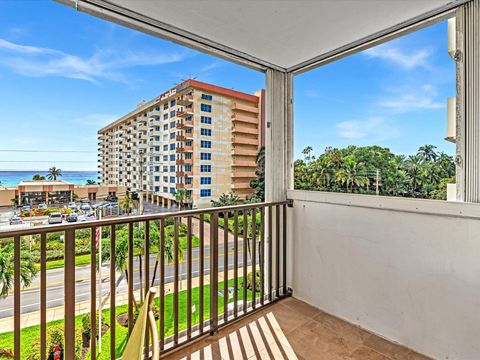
[288,190,480,360]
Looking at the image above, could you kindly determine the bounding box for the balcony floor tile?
[162,297,432,360]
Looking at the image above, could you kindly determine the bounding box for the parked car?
[21,205,31,212]
[66,213,78,223]
[37,203,48,210]
[9,216,23,225]
[80,204,91,212]
[80,198,90,204]
[48,212,63,224]
[106,194,118,202]
[68,202,78,211]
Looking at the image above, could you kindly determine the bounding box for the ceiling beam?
[55,0,286,73]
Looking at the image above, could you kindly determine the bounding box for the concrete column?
[264,69,292,202]
[167,198,171,209]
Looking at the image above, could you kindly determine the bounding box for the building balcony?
[176,121,194,129]
[231,171,256,178]
[177,108,194,117]
[231,136,259,146]
[176,158,193,165]
[232,125,258,135]
[232,113,258,124]
[176,182,193,189]
[148,109,161,118]
[233,102,259,113]
[177,95,193,106]
[232,148,258,156]
[177,145,193,153]
[175,171,185,177]
[231,181,252,189]
[232,160,257,167]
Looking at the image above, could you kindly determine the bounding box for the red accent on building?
[177,79,260,104]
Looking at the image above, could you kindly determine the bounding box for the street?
[0,240,253,318]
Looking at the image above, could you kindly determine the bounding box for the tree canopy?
[294,145,455,200]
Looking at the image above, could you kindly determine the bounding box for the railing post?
[64,229,76,360]
[13,235,20,360]
[210,212,219,335]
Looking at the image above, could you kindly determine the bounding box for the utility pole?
[375,169,380,196]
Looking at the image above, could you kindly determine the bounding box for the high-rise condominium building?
[98,79,264,209]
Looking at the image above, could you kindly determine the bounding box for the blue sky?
[0,1,455,171]
[0,0,264,171]
[294,19,456,159]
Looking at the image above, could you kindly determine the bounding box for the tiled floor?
[162,297,432,360]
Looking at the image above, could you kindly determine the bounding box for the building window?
[170,100,176,107]
[163,113,168,120]
[201,177,212,185]
[170,187,175,194]
[170,143,175,150]
[186,116,193,122]
[186,128,193,134]
[163,144,168,151]
[170,133,175,139]
[201,104,212,112]
[201,94,213,101]
[163,155,168,161]
[201,116,212,124]
[163,187,168,192]
[200,165,212,172]
[155,186,160,192]
[186,177,192,184]
[163,103,168,110]
[185,164,192,172]
[155,176,160,181]
[170,121,175,128]
[201,128,212,136]
[200,152,212,160]
[170,176,175,183]
[200,189,212,197]
[186,152,192,159]
[170,165,175,172]
[200,140,212,148]
[163,124,168,130]
[170,154,175,161]
[170,110,176,117]
[163,166,168,172]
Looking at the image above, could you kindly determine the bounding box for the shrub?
[246,271,261,293]
[81,311,104,338]
[27,326,83,360]
[0,348,13,358]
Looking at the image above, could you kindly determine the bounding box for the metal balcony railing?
[0,201,289,360]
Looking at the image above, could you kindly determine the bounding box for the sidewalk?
[0,266,252,333]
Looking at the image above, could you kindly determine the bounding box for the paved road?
[0,241,254,318]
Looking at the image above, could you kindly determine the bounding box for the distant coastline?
[0,171,99,187]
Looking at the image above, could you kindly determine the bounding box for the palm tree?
[150,226,184,287]
[302,146,313,164]
[86,180,97,185]
[32,174,45,180]
[120,193,135,215]
[418,145,438,162]
[335,160,369,192]
[174,189,187,210]
[46,167,62,181]
[0,244,38,298]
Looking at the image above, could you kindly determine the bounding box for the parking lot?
[0,200,177,231]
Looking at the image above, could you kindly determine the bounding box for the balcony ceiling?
[63,0,460,70]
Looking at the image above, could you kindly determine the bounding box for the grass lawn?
[41,235,200,271]
[0,277,252,359]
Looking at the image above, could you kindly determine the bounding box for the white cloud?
[0,39,192,83]
[305,89,320,98]
[377,84,444,112]
[363,44,431,69]
[336,117,400,141]
[72,113,119,127]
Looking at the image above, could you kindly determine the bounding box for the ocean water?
[0,171,99,187]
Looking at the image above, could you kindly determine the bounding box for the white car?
[48,212,63,224]
[38,203,48,210]
[68,202,78,211]
[80,204,91,212]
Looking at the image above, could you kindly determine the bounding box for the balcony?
[176,182,193,189]
[176,158,193,166]
[232,148,257,156]
[175,171,185,177]
[176,121,194,129]
[233,102,259,114]
[177,108,194,117]
[231,136,259,146]
[233,125,258,135]
[232,113,258,124]
[231,171,256,178]
[177,95,193,106]
[177,145,193,153]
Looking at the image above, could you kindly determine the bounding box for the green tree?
[85,179,97,185]
[32,174,45,180]
[302,146,313,164]
[174,189,187,210]
[211,192,241,207]
[0,244,38,298]
[46,167,62,181]
[249,146,265,201]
